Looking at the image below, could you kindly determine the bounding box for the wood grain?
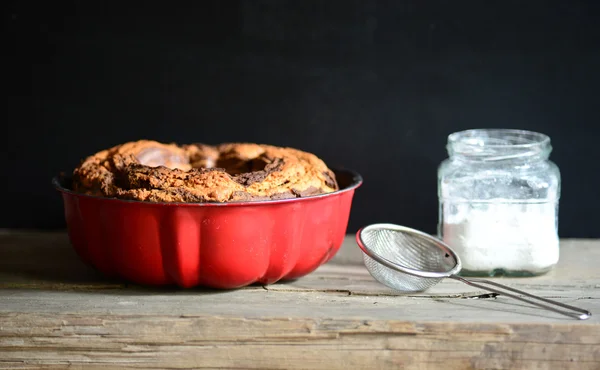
[0,231,599,369]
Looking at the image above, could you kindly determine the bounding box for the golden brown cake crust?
[71,140,339,202]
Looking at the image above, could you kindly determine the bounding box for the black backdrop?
[5,0,600,237]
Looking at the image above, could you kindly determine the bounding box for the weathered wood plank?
[0,231,598,369]
[1,314,599,369]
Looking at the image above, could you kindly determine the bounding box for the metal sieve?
[356,223,591,320]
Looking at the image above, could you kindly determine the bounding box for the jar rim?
[447,129,552,161]
[448,128,550,148]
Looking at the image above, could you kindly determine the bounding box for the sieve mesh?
[359,226,459,292]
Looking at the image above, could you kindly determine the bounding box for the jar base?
[458,266,555,278]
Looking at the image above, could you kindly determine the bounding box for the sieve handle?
[449,275,592,320]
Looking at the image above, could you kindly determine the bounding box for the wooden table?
[0,231,598,369]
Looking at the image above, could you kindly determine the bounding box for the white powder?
[441,201,559,273]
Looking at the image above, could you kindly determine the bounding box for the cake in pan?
[72,140,339,202]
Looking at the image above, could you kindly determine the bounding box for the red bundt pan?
[53,169,362,289]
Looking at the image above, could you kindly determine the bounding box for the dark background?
[5,0,600,237]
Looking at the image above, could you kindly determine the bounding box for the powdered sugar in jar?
[437,129,561,277]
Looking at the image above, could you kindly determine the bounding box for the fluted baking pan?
[53,169,362,289]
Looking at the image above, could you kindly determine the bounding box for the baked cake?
[71,140,339,202]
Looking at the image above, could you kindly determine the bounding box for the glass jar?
[437,129,561,277]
